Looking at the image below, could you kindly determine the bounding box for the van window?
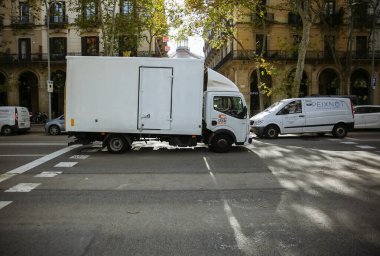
[213,96,244,119]
[277,100,302,115]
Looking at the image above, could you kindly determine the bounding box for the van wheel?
[210,134,232,153]
[106,135,129,154]
[333,124,347,138]
[1,126,13,136]
[265,125,279,139]
[48,125,60,135]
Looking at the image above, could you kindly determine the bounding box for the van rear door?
[16,107,31,129]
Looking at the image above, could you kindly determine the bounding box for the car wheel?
[333,124,347,138]
[48,125,60,135]
[1,125,13,136]
[210,134,232,153]
[265,125,279,139]
[106,135,130,154]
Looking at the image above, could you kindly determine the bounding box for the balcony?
[46,15,69,29]
[0,51,163,64]
[251,12,275,26]
[11,15,34,28]
[321,7,344,27]
[206,50,380,70]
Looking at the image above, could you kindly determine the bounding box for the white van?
[250,98,354,138]
[0,106,31,135]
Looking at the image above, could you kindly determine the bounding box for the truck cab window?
[213,96,245,119]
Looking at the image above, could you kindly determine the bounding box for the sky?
[168,36,205,57]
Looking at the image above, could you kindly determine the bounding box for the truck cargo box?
[65,57,204,135]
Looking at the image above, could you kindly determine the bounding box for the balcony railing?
[207,50,380,70]
[45,15,69,28]
[11,15,34,28]
[0,51,162,64]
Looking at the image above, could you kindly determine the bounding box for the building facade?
[0,0,168,117]
[204,0,380,115]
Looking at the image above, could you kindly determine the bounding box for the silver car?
[45,115,65,135]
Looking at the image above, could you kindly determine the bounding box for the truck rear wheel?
[106,135,130,154]
[210,134,232,153]
[332,124,347,138]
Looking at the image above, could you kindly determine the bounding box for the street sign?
[47,80,54,93]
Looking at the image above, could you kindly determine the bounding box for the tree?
[172,0,274,111]
[140,0,168,56]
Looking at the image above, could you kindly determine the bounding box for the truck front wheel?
[106,135,129,154]
[210,134,232,153]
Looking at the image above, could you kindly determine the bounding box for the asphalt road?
[0,128,379,256]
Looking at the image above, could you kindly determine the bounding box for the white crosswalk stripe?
[5,183,41,192]
[54,162,78,168]
[34,171,62,178]
[0,201,12,210]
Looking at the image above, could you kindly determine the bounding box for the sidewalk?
[30,124,45,133]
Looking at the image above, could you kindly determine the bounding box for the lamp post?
[45,0,58,120]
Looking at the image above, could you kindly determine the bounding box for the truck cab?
[203,69,251,152]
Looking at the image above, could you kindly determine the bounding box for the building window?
[50,1,65,23]
[120,0,133,14]
[19,1,30,23]
[83,1,97,20]
[18,38,31,61]
[50,37,67,60]
[325,1,335,16]
[356,36,367,58]
[82,36,99,56]
[256,34,267,56]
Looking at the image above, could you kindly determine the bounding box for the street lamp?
[45,0,58,120]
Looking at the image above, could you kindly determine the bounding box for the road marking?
[202,156,254,254]
[6,145,81,175]
[0,201,12,210]
[70,155,90,159]
[340,141,358,145]
[5,183,41,192]
[356,145,376,149]
[0,143,67,146]
[54,162,78,168]
[0,154,45,157]
[0,173,17,183]
[203,157,211,171]
[34,171,62,178]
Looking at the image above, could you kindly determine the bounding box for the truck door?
[138,67,173,130]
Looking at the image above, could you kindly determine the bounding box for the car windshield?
[264,101,283,112]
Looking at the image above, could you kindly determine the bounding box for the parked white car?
[0,106,31,135]
[354,105,380,129]
[250,97,355,138]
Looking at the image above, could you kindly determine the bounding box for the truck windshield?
[213,96,244,119]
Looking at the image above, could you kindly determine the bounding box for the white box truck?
[250,97,355,138]
[65,56,251,153]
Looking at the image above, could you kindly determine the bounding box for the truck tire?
[265,125,279,139]
[106,135,129,154]
[210,134,232,153]
[332,124,347,138]
[1,125,13,136]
